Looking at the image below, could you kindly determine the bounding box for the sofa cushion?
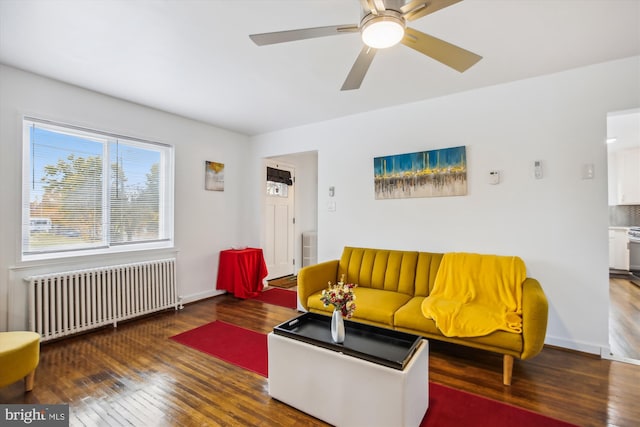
[393,297,441,334]
[352,288,413,326]
[395,297,524,354]
[414,252,444,297]
[338,247,418,295]
[307,287,412,327]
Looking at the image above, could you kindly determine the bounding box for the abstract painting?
[374,146,467,199]
[205,161,225,191]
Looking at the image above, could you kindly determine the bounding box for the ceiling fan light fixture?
[361,12,405,49]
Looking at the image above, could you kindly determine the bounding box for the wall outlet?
[582,163,595,180]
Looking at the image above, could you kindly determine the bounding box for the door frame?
[605,108,640,364]
[263,159,295,280]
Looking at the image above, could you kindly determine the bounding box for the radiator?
[302,231,317,267]
[27,259,179,342]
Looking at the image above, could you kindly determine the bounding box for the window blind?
[22,119,173,258]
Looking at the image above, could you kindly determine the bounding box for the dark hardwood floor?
[609,278,640,360]
[1,294,639,426]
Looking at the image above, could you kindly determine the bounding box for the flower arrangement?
[320,274,357,318]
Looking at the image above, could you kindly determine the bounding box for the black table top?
[272,312,423,370]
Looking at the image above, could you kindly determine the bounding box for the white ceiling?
[1,0,639,136]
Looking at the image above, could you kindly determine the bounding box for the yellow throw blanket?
[421,253,525,337]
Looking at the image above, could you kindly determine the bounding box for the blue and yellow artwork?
[374,146,467,199]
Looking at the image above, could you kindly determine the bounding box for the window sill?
[13,244,178,272]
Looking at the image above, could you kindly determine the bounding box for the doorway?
[606,108,640,363]
[261,152,319,285]
[264,161,295,280]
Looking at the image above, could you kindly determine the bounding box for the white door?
[264,162,295,279]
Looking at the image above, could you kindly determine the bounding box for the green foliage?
[41,154,103,239]
[38,154,160,243]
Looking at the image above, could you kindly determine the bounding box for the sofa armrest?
[297,260,339,310]
[520,277,549,360]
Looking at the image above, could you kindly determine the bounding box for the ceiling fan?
[249,0,482,91]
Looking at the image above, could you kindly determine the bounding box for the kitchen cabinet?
[609,227,630,271]
[611,148,640,205]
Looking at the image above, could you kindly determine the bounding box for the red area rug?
[423,382,575,427]
[170,320,576,427]
[170,321,267,376]
[251,287,297,309]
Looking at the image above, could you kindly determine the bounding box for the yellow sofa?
[297,247,548,385]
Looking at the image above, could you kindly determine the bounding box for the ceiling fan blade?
[401,27,481,72]
[249,25,358,46]
[403,0,463,22]
[373,0,387,12]
[360,0,385,14]
[401,0,429,14]
[341,46,377,91]
[360,0,374,14]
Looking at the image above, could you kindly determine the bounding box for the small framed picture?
[205,161,224,191]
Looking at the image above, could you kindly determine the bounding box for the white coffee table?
[268,314,429,427]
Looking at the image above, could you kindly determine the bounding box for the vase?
[331,309,345,343]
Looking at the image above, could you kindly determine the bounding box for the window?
[22,118,174,260]
[266,166,292,197]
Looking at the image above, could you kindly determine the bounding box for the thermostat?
[534,160,543,179]
[489,170,500,185]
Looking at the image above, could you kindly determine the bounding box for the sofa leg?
[503,355,513,386]
[25,369,36,392]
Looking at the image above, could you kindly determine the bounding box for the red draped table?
[216,248,268,298]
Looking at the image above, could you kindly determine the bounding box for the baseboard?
[544,335,603,356]
[601,351,640,366]
[179,289,225,305]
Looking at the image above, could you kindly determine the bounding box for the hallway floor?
[609,277,640,361]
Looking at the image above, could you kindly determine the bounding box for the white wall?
[3,56,638,354]
[250,56,640,355]
[0,65,251,331]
